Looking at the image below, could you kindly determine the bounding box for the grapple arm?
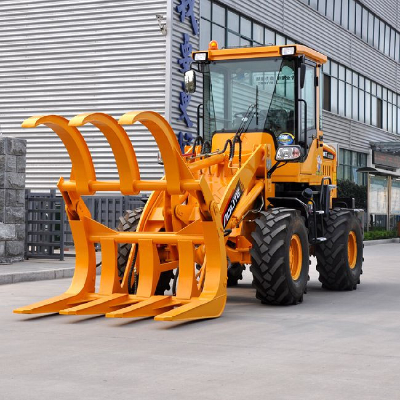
[14,111,227,321]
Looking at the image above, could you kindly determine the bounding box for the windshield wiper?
[230,103,256,168]
[255,85,259,126]
[235,103,256,138]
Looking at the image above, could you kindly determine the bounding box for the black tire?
[250,208,309,305]
[227,261,245,287]
[316,209,363,290]
[117,209,174,295]
[117,208,143,278]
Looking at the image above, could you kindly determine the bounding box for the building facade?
[0,0,399,227]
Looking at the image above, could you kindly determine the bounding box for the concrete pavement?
[0,252,103,285]
[0,257,75,285]
[1,238,398,286]
[0,243,399,399]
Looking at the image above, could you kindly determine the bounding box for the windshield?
[203,58,296,143]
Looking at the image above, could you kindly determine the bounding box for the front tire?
[117,208,143,278]
[316,209,363,290]
[250,208,309,305]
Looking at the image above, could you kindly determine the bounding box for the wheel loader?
[14,42,364,321]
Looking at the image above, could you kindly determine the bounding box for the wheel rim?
[348,231,357,269]
[289,234,302,280]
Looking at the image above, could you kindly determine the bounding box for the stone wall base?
[0,137,26,264]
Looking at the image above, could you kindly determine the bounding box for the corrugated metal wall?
[3,0,399,189]
[220,0,284,32]
[323,111,400,152]
[0,0,167,189]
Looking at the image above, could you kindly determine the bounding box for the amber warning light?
[208,40,219,50]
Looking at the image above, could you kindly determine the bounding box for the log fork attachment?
[14,112,227,321]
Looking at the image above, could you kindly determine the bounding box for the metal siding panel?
[219,0,284,33]
[284,0,352,66]
[323,111,400,153]
[349,36,399,93]
[0,0,167,189]
[322,112,352,149]
[283,0,400,94]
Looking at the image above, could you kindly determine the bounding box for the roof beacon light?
[281,46,296,56]
[209,40,219,50]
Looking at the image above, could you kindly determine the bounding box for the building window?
[348,0,355,32]
[319,0,326,16]
[323,74,331,111]
[338,149,367,185]
[200,0,294,49]
[321,59,399,134]
[201,0,400,137]
[302,0,400,62]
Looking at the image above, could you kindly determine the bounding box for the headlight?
[276,145,302,161]
[281,46,296,56]
[194,52,208,61]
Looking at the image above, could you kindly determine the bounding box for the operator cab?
[186,42,327,161]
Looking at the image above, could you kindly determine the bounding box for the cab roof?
[194,44,327,65]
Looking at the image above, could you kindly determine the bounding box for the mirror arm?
[267,161,282,179]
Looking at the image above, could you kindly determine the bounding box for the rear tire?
[316,209,363,290]
[250,208,309,305]
[117,209,174,294]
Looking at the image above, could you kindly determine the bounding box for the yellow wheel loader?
[14,43,364,321]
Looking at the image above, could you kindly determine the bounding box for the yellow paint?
[14,44,339,321]
[348,231,358,269]
[194,43,327,65]
[289,234,302,280]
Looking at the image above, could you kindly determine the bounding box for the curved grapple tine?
[69,112,140,195]
[14,111,227,321]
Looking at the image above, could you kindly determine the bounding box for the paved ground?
[0,258,76,284]
[0,252,103,285]
[1,243,399,400]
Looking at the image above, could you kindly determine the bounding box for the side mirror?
[184,70,196,94]
[300,64,306,89]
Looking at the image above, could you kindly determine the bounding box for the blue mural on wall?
[176,0,199,152]
[178,33,193,73]
[179,84,193,128]
[176,0,199,35]
[177,131,194,153]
